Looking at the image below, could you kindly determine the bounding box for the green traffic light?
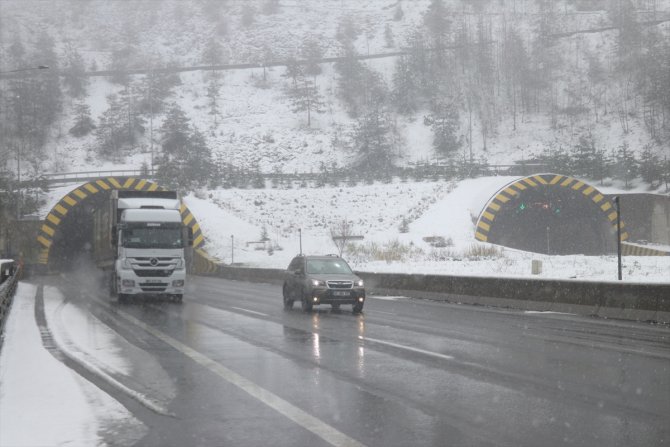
[519,203,526,210]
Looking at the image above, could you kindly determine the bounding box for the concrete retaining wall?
[199,266,670,324]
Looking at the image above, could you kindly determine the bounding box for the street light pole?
[149,69,154,173]
[299,228,302,255]
[231,235,234,264]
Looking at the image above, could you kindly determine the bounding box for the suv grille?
[327,280,353,289]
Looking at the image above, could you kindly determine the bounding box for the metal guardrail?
[0,261,20,340]
[33,164,548,187]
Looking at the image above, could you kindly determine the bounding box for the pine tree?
[392,56,419,115]
[612,142,638,189]
[206,77,221,127]
[156,105,212,191]
[352,105,395,172]
[96,94,125,159]
[63,46,88,98]
[160,104,192,158]
[289,77,325,127]
[301,38,323,78]
[639,145,661,187]
[425,100,462,159]
[570,135,597,179]
[69,102,95,137]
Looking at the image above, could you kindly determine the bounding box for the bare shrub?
[463,244,502,259]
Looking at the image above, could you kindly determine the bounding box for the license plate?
[333,291,350,296]
[145,279,162,283]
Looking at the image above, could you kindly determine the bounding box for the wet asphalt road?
[53,275,670,447]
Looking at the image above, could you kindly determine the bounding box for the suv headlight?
[355,279,364,287]
[311,279,326,287]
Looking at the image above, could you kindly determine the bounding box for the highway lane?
[48,274,670,447]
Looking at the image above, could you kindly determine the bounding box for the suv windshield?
[305,259,353,274]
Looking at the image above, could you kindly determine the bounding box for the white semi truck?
[93,190,192,303]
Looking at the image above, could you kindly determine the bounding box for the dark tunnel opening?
[49,192,109,271]
[487,186,617,255]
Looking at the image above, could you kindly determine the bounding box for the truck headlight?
[121,259,132,270]
[355,279,364,287]
[172,280,184,287]
[121,279,135,287]
[311,279,326,287]
[175,258,184,269]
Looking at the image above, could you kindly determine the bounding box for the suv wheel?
[282,284,294,310]
[301,289,313,312]
[352,302,364,314]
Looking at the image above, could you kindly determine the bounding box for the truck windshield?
[121,226,182,249]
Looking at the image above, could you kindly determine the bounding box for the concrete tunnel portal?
[475,174,628,255]
[37,177,205,271]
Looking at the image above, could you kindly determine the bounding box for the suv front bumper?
[307,287,365,305]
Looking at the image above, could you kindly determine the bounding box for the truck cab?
[105,191,192,303]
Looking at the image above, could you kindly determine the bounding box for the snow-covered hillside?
[2,0,670,181]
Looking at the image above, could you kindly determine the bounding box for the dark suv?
[282,254,365,313]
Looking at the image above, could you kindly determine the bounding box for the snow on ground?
[0,283,145,447]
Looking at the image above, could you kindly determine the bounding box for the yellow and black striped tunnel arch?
[36,177,205,265]
[474,173,629,244]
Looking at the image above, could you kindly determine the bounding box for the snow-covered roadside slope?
[0,284,145,447]
[184,176,670,282]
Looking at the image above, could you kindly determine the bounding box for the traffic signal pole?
[614,196,622,281]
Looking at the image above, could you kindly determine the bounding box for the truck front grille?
[134,269,173,277]
[139,282,169,292]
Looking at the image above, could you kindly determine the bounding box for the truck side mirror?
[111,225,117,245]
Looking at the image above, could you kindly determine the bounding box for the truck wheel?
[282,285,294,310]
[118,293,128,304]
[352,302,364,314]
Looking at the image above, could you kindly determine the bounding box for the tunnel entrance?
[36,177,205,270]
[475,174,625,255]
[49,193,106,271]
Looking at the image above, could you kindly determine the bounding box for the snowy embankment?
[0,284,149,447]
[184,176,670,283]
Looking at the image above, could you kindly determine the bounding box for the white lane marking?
[368,295,408,301]
[359,336,455,361]
[109,304,367,447]
[231,307,268,317]
[524,311,577,316]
